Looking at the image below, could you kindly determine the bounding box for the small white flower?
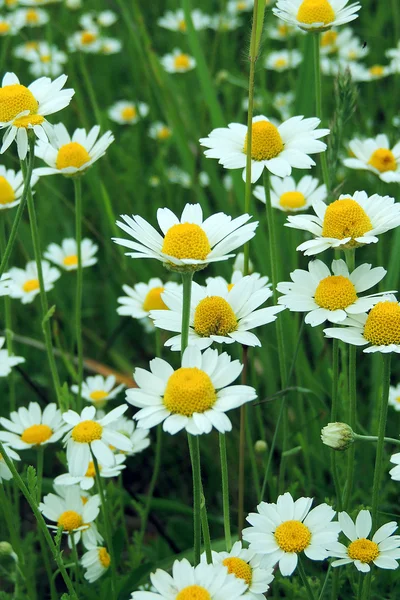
[14,7,49,28]
[387,41,400,73]
[7,260,61,303]
[100,38,122,55]
[227,0,254,13]
[0,444,20,482]
[343,134,400,183]
[209,13,241,31]
[350,63,393,82]
[80,11,117,29]
[54,454,126,490]
[267,21,298,40]
[0,165,39,210]
[160,48,196,74]
[108,100,149,125]
[265,50,302,72]
[0,402,65,449]
[388,383,400,413]
[157,8,211,31]
[71,375,125,408]
[0,13,21,36]
[148,122,172,141]
[272,92,295,121]
[81,545,111,582]
[68,27,103,53]
[44,238,98,271]
[25,43,68,78]
[254,174,326,213]
[273,0,361,32]
[0,337,25,377]
[117,278,180,320]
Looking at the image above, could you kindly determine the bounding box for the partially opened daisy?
[71,375,125,408]
[0,444,20,483]
[108,100,149,125]
[44,238,98,270]
[127,346,257,435]
[160,48,196,74]
[54,454,126,490]
[7,260,61,303]
[200,115,329,183]
[277,259,388,327]
[35,123,114,177]
[343,134,400,183]
[0,336,25,376]
[242,492,340,576]
[0,166,39,210]
[286,191,400,255]
[150,275,283,351]
[0,402,65,449]
[272,0,361,32]
[117,278,180,321]
[113,203,258,273]
[81,545,111,583]
[254,174,326,213]
[389,452,400,480]
[388,383,400,413]
[327,510,400,572]
[0,72,74,159]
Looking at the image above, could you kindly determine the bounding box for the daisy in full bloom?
[324,296,400,353]
[327,510,400,572]
[0,337,25,376]
[200,115,329,183]
[0,14,21,37]
[0,166,39,210]
[23,43,68,78]
[62,405,133,476]
[107,417,151,456]
[112,203,258,273]
[277,259,388,327]
[81,545,111,583]
[108,100,149,125]
[54,454,126,490]
[71,375,125,409]
[0,444,20,482]
[100,38,122,55]
[265,50,302,72]
[388,383,400,412]
[148,122,172,141]
[286,191,400,256]
[35,123,114,177]
[242,492,340,576]
[150,275,283,351]
[209,13,241,31]
[44,238,98,271]
[14,7,49,28]
[157,8,211,31]
[160,48,196,74]
[343,134,400,183]
[350,63,393,82]
[7,260,61,303]
[227,0,254,13]
[127,345,257,435]
[117,278,180,321]
[254,174,326,213]
[389,452,400,480]
[68,28,102,53]
[130,558,248,600]
[0,402,65,449]
[272,0,361,32]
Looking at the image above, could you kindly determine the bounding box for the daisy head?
[127,345,257,436]
[0,444,20,483]
[14,7,49,28]
[68,28,102,53]
[242,492,340,576]
[108,100,149,125]
[200,115,329,183]
[54,454,126,491]
[286,191,400,255]
[273,0,361,32]
[7,260,61,303]
[112,203,258,273]
[157,8,211,32]
[328,510,400,572]
[264,49,302,72]
[71,374,125,408]
[148,121,172,141]
[160,48,196,74]
[0,402,65,449]
[117,278,180,321]
[343,134,400,183]
[44,238,98,271]
[81,545,111,582]
[254,174,326,213]
[0,336,25,377]
[388,383,400,413]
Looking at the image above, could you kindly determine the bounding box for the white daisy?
[62,405,133,476]
[157,9,211,32]
[13,40,42,61]
[254,174,326,213]
[0,402,65,449]
[272,0,361,32]
[0,14,21,36]
[81,545,111,583]
[328,510,400,572]
[0,165,39,210]
[66,0,81,9]
[0,72,75,159]
[44,238,98,271]
[242,491,340,576]
[200,115,329,183]
[388,383,400,413]
[79,10,117,29]
[0,444,20,482]
[117,278,180,320]
[227,0,254,13]
[127,345,257,435]
[387,41,400,73]
[286,191,400,256]
[68,28,102,53]
[0,336,25,377]
[319,27,352,55]
[112,203,258,272]
[350,63,393,82]
[71,374,125,408]
[337,36,368,62]
[54,454,126,490]
[267,21,298,40]
[209,13,241,31]
[160,48,196,74]
[343,134,400,183]
[107,417,151,456]
[13,7,49,28]
[108,100,149,125]
[277,259,388,327]
[7,260,61,304]
[0,0,19,8]
[100,38,122,55]
[389,452,400,481]
[265,49,302,72]
[272,92,295,121]
[151,275,283,351]
[25,43,68,78]
[148,122,172,141]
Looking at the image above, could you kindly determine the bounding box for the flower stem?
[298,557,317,600]
[219,433,232,551]
[312,33,330,194]
[330,339,342,511]
[74,177,84,412]
[187,433,202,565]
[200,484,212,564]
[354,434,400,446]
[0,213,16,411]
[180,272,193,356]
[36,445,44,503]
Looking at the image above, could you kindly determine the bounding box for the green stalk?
[187,433,202,565]
[219,433,232,551]
[354,434,400,446]
[330,339,341,600]
[36,446,44,503]
[200,484,212,564]
[180,272,193,356]
[312,33,330,193]
[74,178,84,412]
[79,54,104,129]
[0,213,16,410]
[298,557,317,600]
[69,533,80,586]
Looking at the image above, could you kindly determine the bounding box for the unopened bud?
[0,542,15,559]
[321,422,355,451]
[255,440,268,454]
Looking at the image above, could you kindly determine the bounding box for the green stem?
[238,347,247,537]
[357,572,364,600]
[298,557,317,600]
[200,484,212,564]
[69,533,80,586]
[180,272,193,356]
[74,178,84,412]
[330,339,342,512]
[219,433,232,551]
[187,433,202,565]
[79,54,104,129]
[36,446,44,503]
[354,434,400,446]
[312,32,330,193]
[0,214,16,411]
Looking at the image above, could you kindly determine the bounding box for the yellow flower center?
[162,223,211,261]
[21,424,52,445]
[274,520,312,553]
[163,367,217,416]
[178,19,187,32]
[0,176,15,205]
[321,30,338,47]
[194,296,238,337]
[89,390,109,403]
[173,53,191,69]
[98,547,111,568]
[321,198,373,244]
[13,114,44,128]
[237,1,246,9]
[363,301,400,346]
[71,420,103,443]
[279,191,306,210]
[57,510,83,532]
[63,254,78,267]
[368,148,397,173]
[143,286,168,311]
[396,396,400,403]
[85,461,96,478]
[243,120,284,162]
[348,538,379,563]
[81,31,97,44]
[26,41,39,50]
[56,142,91,170]
[369,65,384,77]
[274,58,288,68]
[348,50,357,60]
[278,24,290,36]
[314,275,358,311]
[40,54,51,63]
[297,0,335,25]
[121,106,136,121]
[0,83,39,123]
[157,126,171,140]
[222,557,252,585]
[23,278,40,293]
[26,10,39,23]
[176,586,211,600]
[0,22,10,34]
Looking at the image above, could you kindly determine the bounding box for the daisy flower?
[0,165,39,210]
[343,134,400,183]
[44,238,98,271]
[321,422,355,450]
[272,92,295,121]
[35,123,113,177]
[62,405,133,476]
[0,0,19,8]
[0,402,65,449]
[160,48,196,74]
[24,43,68,78]
[130,558,248,600]
[209,13,241,31]
[13,41,41,61]
[81,545,111,583]
[242,492,340,576]
[14,7,49,28]
[54,454,126,490]
[66,0,81,8]
[7,260,61,303]
[157,8,211,32]
[277,259,388,327]
[127,345,257,435]
[254,174,326,213]
[328,510,400,572]
[200,115,329,183]
[0,72,74,159]
[112,203,258,273]
[151,275,283,351]
[324,297,400,353]
[227,0,254,13]
[286,191,400,256]
[265,50,302,72]
[68,28,102,53]
[272,0,361,32]
[0,337,25,376]
[267,22,298,40]
[0,444,20,482]
[80,10,117,29]
[350,63,393,82]
[100,38,122,55]
[117,278,180,321]
[107,417,151,456]
[319,27,352,55]
[388,383,400,412]
[148,122,172,141]
[387,41,400,73]
[108,100,149,125]
[0,14,21,37]
[71,375,125,408]
[389,453,400,481]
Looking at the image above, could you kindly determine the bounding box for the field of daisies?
[2,0,400,598]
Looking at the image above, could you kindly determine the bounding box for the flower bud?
[321,422,355,451]
[0,542,17,561]
[255,440,268,454]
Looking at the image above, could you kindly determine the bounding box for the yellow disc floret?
[57,510,83,532]
[274,520,312,553]
[143,287,168,311]
[23,279,40,293]
[26,10,39,24]
[0,176,15,205]
[21,424,52,445]
[223,557,252,585]
[81,31,97,45]
[85,461,97,478]
[71,420,103,443]
[348,538,379,563]
[243,120,284,161]
[363,301,400,346]
[56,142,91,170]
[279,191,306,210]
[162,223,211,261]
[121,106,136,121]
[63,255,78,267]
[89,390,109,403]
[98,547,111,568]
[163,367,217,416]
[0,22,10,35]
[368,148,396,173]
[178,19,187,32]
[194,296,238,337]
[314,275,358,311]
[274,58,288,69]
[176,585,211,600]
[321,198,373,245]
[157,126,171,140]
[297,0,335,26]
[0,84,39,123]
[13,114,44,128]
[369,65,384,77]
[174,53,190,70]
[320,30,338,48]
